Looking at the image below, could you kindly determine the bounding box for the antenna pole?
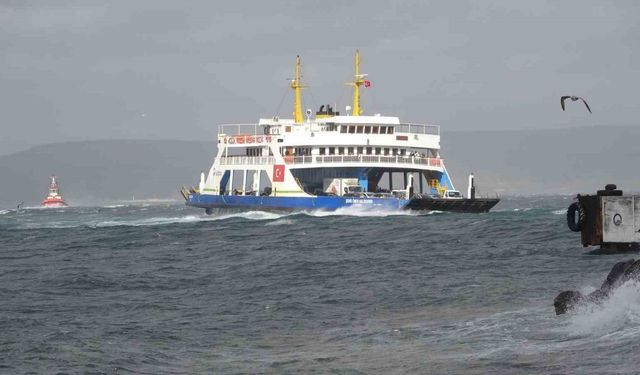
[351,50,365,116]
[290,55,304,123]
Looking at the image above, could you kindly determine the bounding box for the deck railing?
[218,124,266,137]
[219,156,276,166]
[218,122,440,137]
[218,155,442,167]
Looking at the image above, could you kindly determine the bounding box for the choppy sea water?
[1,197,639,374]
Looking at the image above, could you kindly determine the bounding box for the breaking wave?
[30,211,289,229]
[1,205,450,230]
[567,280,640,337]
[300,205,438,218]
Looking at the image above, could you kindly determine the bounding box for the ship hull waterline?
[41,199,68,208]
[185,193,499,214]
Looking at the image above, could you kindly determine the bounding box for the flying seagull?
[561,95,592,113]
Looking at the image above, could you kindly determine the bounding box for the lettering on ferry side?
[273,165,285,182]
[345,199,374,204]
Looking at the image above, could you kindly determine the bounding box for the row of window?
[274,146,434,157]
[339,125,395,134]
[320,146,407,156]
[246,147,264,156]
[281,147,313,156]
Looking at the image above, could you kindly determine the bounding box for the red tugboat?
[41,175,68,207]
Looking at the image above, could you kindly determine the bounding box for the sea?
[1,196,639,374]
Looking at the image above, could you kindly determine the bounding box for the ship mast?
[49,175,59,195]
[349,49,367,116]
[290,55,305,123]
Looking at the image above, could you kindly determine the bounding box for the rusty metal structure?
[567,184,640,252]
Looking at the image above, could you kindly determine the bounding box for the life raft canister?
[567,202,586,232]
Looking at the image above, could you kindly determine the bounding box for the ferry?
[41,175,68,208]
[181,51,499,214]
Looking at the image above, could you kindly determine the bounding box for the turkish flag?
[273,164,285,182]
[364,80,371,88]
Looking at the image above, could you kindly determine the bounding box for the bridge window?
[384,148,390,155]
[366,147,372,155]
[338,147,344,155]
[388,127,394,134]
[400,149,406,156]
[347,147,354,155]
[380,126,387,134]
[356,126,364,134]
[329,147,335,155]
[357,146,364,154]
[319,147,326,155]
[340,126,347,133]
[364,126,371,133]
[375,147,381,155]
[392,148,398,156]
[348,126,356,134]
[372,126,379,134]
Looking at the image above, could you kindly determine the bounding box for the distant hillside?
[442,126,640,195]
[1,126,638,207]
[0,140,215,207]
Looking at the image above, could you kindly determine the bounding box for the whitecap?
[301,206,429,218]
[513,208,532,212]
[265,218,295,226]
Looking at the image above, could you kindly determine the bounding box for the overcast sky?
[1,0,639,155]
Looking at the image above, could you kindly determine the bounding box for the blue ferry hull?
[186,193,407,212]
[184,193,500,213]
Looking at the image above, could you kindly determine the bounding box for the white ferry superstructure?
[182,51,499,213]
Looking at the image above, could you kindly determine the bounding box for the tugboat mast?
[49,175,59,195]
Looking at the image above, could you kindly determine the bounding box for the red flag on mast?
[364,80,371,88]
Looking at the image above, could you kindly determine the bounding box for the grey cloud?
[1,0,639,155]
